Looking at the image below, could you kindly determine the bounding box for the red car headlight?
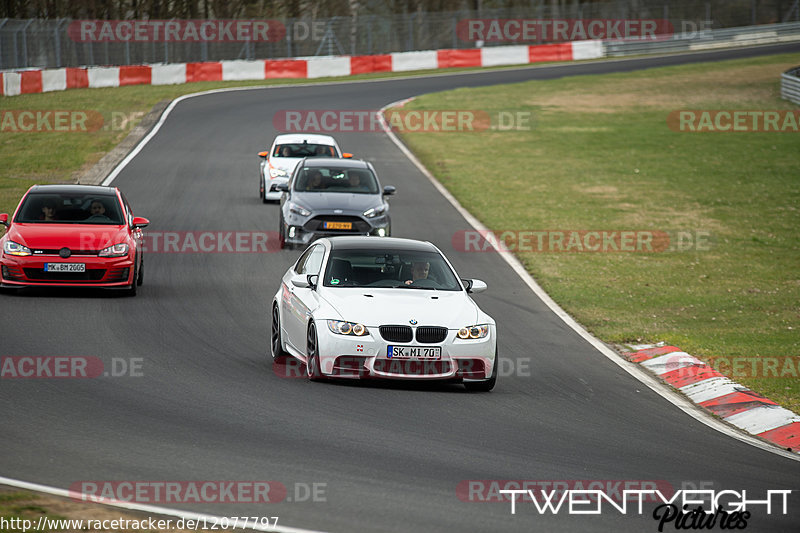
[3,240,32,256]
[98,243,129,257]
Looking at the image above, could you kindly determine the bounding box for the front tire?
[271,303,288,359]
[261,178,269,204]
[279,216,288,250]
[136,256,144,286]
[124,257,139,297]
[464,349,498,392]
[306,323,323,381]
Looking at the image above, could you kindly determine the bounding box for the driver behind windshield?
[405,261,430,285]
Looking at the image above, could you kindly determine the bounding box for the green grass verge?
[393,52,800,412]
[0,491,65,532]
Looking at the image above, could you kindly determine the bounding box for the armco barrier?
[0,41,602,96]
[781,66,800,105]
[605,21,800,56]
[3,20,800,97]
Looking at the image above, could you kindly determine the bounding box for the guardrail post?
[54,19,64,67]
[0,18,8,69]
[21,19,34,68]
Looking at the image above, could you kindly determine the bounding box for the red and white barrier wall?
[0,40,603,96]
[623,344,800,453]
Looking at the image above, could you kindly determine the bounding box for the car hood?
[291,192,381,213]
[6,223,129,250]
[319,288,479,327]
[269,157,303,173]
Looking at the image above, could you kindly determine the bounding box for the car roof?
[272,133,337,145]
[300,158,369,169]
[28,184,119,196]
[327,236,438,252]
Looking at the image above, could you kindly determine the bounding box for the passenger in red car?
[40,201,57,221]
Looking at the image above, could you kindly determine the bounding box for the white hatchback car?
[259,134,351,202]
[270,236,498,391]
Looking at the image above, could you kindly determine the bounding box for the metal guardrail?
[605,21,800,57]
[781,66,800,105]
[2,1,800,70]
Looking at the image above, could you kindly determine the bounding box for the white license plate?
[44,263,86,272]
[386,346,441,360]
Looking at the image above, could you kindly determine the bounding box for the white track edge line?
[0,476,326,533]
[377,98,800,463]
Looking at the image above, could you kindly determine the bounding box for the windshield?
[323,249,462,291]
[15,193,125,225]
[294,167,379,194]
[273,143,337,158]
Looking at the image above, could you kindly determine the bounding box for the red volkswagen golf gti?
[0,185,149,295]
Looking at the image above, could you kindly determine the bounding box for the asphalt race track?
[2,44,800,532]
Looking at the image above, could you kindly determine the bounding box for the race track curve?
[2,43,800,532]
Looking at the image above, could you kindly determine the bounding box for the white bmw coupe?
[271,236,498,391]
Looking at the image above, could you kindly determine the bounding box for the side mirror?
[290,273,310,288]
[383,186,396,196]
[0,213,8,227]
[463,279,487,294]
[258,151,269,159]
[132,216,149,229]
[290,273,318,289]
[342,152,353,159]
[276,183,289,192]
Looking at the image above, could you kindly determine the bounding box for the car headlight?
[98,243,129,257]
[269,167,288,178]
[457,324,489,339]
[289,203,311,217]
[3,240,31,256]
[327,320,369,336]
[363,205,386,219]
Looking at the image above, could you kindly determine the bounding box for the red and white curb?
[0,40,603,97]
[622,344,800,453]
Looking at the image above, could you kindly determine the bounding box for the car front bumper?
[282,214,391,247]
[0,254,136,288]
[314,325,496,381]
